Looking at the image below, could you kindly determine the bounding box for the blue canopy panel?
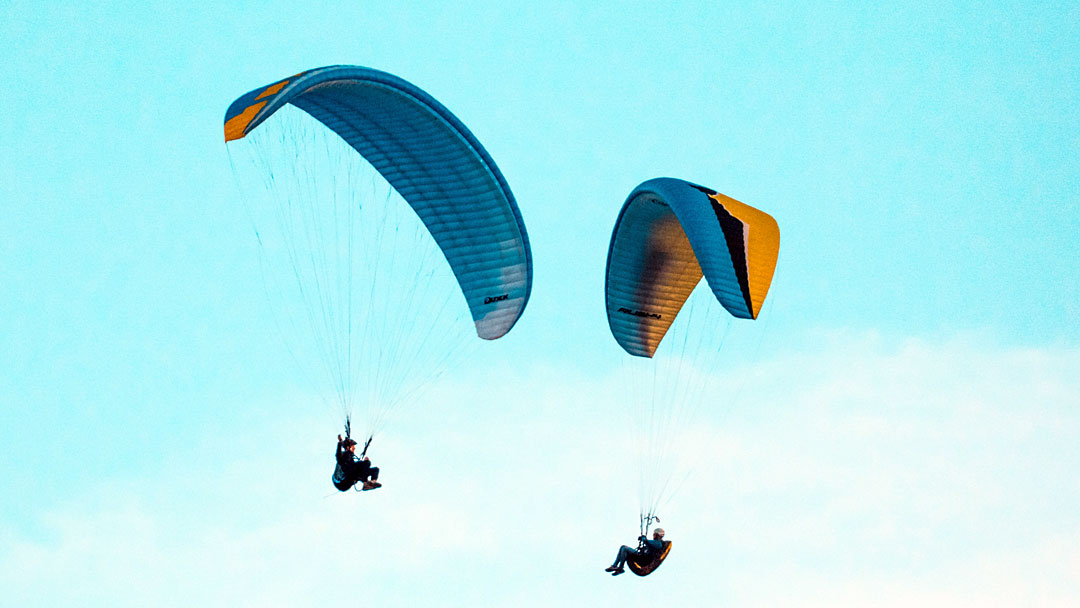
[605,178,780,357]
[224,65,532,340]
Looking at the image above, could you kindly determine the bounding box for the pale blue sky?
[1,2,1078,606]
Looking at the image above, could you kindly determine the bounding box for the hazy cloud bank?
[3,332,1078,606]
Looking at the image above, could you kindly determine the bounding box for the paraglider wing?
[605,178,779,357]
[224,65,532,339]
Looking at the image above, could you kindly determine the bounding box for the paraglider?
[223,65,532,493]
[604,177,779,575]
[606,527,670,576]
[334,433,381,492]
[606,178,779,357]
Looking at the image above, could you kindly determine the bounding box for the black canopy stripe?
[708,199,755,317]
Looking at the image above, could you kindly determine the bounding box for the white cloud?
[2,332,1079,607]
